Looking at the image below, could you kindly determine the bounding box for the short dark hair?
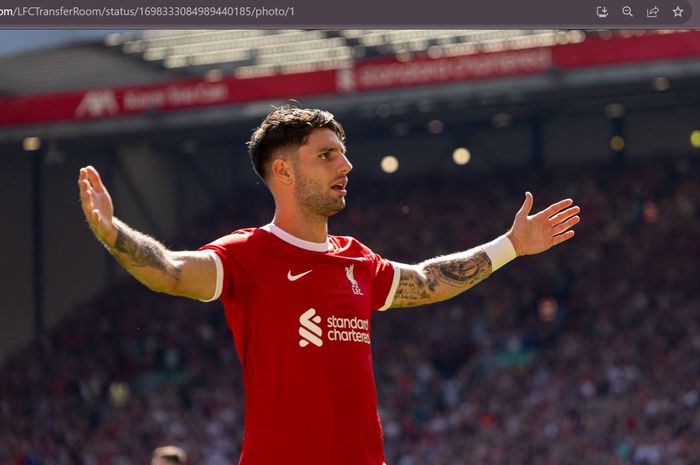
[247,105,346,180]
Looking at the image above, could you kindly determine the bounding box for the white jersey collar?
[262,223,331,252]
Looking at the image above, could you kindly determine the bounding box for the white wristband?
[481,235,517,272]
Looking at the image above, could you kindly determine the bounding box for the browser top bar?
[0,0,695,27]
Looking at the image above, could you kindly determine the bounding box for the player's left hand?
[506,192,580,256]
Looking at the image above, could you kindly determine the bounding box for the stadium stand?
[2,27,699,465]
[0,29,682,98]
[109,29,582,75]
[1,155,698,465]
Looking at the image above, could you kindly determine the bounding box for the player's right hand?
[78,166,118,247]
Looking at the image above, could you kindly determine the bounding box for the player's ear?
[271,158,293,185]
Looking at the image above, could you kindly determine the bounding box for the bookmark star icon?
[673,6,684,17]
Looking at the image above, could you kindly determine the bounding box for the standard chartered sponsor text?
[327,315,370,344]
[12,6,295,18]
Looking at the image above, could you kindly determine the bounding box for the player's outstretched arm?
[78,165,217,301]
[390,192,580,308]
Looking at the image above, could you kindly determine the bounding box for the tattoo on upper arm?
[392,249,493,308]
[113,224,181,279]
[392,268,439,307]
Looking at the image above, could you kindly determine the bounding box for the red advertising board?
[0,70,338,126]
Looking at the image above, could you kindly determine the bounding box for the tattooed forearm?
[391,248,493,308]
[427,250,492,288]
[109,219,182,289]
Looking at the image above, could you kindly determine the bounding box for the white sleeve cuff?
[481,235,517,272]
[199,250,224,302]
[377,262,402,311]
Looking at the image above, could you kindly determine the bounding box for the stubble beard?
[295,173,346,218]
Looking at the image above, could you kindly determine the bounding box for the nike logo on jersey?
[287,269,313,281]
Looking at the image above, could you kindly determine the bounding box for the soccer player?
[78,106,580,465]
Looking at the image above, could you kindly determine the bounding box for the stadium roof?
[1,29,579,96]
[0,42,173,96]
[1,30,699,142]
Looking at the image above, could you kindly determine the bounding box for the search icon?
[622,5,633,16]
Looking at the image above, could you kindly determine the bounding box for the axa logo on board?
[298,308,370,348]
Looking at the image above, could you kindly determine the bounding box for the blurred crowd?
[1,155,698,465]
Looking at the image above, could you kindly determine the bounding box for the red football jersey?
[200,223,400,465]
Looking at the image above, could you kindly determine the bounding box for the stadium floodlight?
[610,136,625,152]
[690,131,700,149]
[23,137,41,151]
[381,156,399,173]
[453,148,471,165]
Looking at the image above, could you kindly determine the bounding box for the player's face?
[293,128,352,217]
